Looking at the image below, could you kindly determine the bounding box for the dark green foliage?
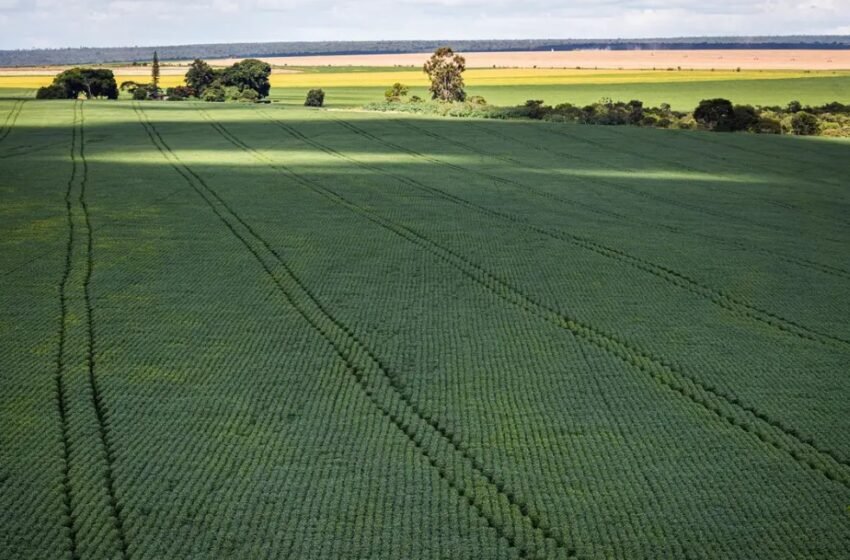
[237,88,260,102]
[151,51,161,96]
[384,82,409,102]
[38,68,119,99]
[732,104,760,131]
[424,47,467,102]
[751,117,782,134]
[165,86,195,100]
[35,84,67,99]
[791,111,820,135]
[694,98,736,131]
[202,85,226,102]
[304,88,325,107]
[787,100,802,113]
[220,58,272,98]
[185,59,217,95]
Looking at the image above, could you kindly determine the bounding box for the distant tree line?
[4,36,850,66]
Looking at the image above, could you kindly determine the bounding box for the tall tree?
[185,58,217,95]
[151,51,161,98]
[423,47,466,102]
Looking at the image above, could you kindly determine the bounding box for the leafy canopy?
[423,47,466,102]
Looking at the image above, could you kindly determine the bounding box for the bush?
[521,99,551,119]
[238,89,260,102]
[751,117,782,134]
[694,98,736,131]
[165,86,195,100]
[409,95,423,103]
[305,89,325,107]
[202,86,226,102]
[132,87,150,100]
[467,95,487,105]
[787,100,802,113]
[791,112,820,135]
[36,84,68,99]
[732,105,759,131]
[384,82,409,102]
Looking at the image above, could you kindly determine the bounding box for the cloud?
[1,0,848,49]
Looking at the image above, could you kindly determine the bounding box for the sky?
[0,0,849,50]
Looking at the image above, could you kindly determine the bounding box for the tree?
[791,112,820,135]
[151,51,161,97]
[185,59,217,95]
[384,82,409,102]
[787,100,802,113]
[40,68,118,99]
[423,47,466,102]
[220,59,271,98]
[305,89,325,107]
[693,98,736,131]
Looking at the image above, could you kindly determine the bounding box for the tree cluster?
[36,68,118,99]
[181,58,272,102]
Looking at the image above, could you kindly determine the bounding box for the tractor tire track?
[54,99,81,560]
[248,110,850,486]
[77,103,130,560]
[136,104,574,560]
[0,99,25,143]
[330,116,850,351]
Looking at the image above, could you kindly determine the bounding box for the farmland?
[2,65,850,108]
[1,96,849,559]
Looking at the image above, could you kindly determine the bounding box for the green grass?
[265,74,850,109]
[2,99,850,559]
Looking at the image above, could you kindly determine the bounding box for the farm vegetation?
[365,96,850,137]
[424,47,467,102]
[36,68,118,99]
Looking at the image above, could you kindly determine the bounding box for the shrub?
[467,95,487,105]
[521,99,551,119]
[133,87,151,100]
[238,89,260,102]
[165,86,195,100]
[202,86,226,102]
[732,105,759,131]
[409,95,423,103]
[36,84,67,99]
[384,82,409,102]
[751,117,782,134]
[787,100,802,113]
[694,98,735,131]
[791,112,820,136]
[305,89,325,107]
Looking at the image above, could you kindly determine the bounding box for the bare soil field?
[209,49,850,70]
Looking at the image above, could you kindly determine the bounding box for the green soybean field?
[1,98,849,559]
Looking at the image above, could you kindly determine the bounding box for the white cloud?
[0,0,848,49]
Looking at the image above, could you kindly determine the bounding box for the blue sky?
[1,0,848,49]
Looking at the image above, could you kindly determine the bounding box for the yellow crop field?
[266,68,848,88]
[2,68,847,92]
